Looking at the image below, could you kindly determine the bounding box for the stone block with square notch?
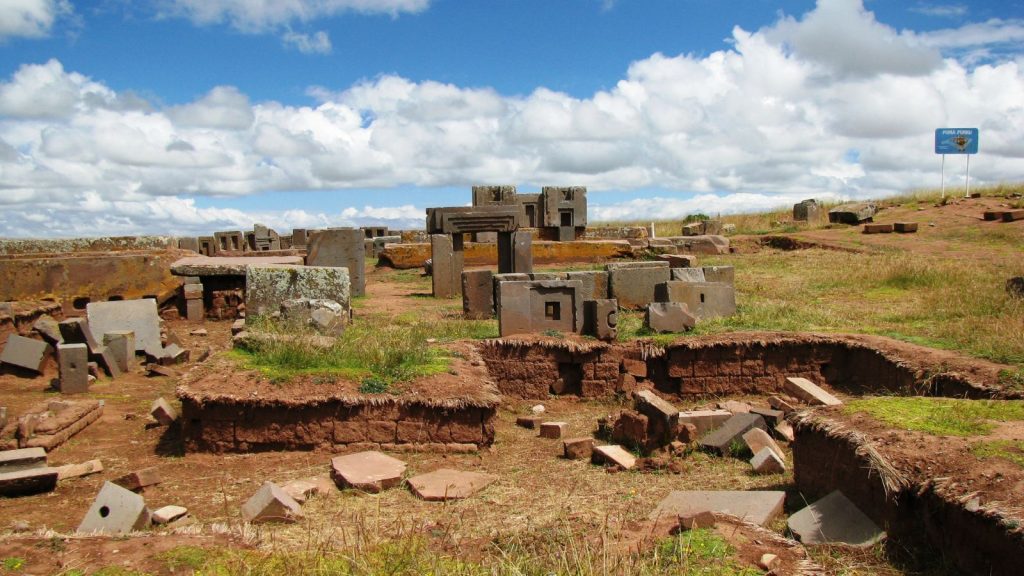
[541,186,587,228]
[77,481,151,534]
[1,335,51,373]
[497,280,583,337]
[656,281,735,320]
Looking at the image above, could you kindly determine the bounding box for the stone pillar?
[497,230,533,274]
[306,228,366,297]
[431,234,463,298]
[58,343,90,394]
[462,270,494,319]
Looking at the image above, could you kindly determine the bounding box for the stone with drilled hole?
[77,481,150,534]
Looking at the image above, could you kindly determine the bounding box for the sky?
[0,0,1023,238]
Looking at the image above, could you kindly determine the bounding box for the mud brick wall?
[481,344,623,399]
[180,399,496,453]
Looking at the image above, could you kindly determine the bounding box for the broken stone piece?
[758,553,781,572]
[241,482,303,524]
[650,490,785,527]
[0,467,59,497]
[783,377,842,407]
[678,409,731,437]
[699,413,767,456]
[679,510,716,531]
[113,467,162,491]
[150,397,178,426]
[774,422,795,443]
[56,459,104,480]
[1,335,52,373]
[592,445,636,470]
[787,490,884,547]
[539,421,568,439]
[644,302,696,333]
[407,468,498,501]
[189,328,208,336]
[152,505,188,525]
[0,447,47,473]
[515,416,543,429]
[231,319,246,335]
[718,400,751,414]
[741,428,785,461]
[58,343,90,394]
[750,447,786,475]
[563,437,595,460]
[102,331,135,373]
[330,451,407,493]
[146,363,180,378]
[77,481,151,534]
[768,396,798,414]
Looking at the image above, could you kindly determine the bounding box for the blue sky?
[1,0,1023,237]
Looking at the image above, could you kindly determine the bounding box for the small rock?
[563,437,594,460]
[152,505,188,525]
[515,416,543,429]
[758,553,780,571]
[539,422,568,439]
[189,328,208,336]
[718,400,751,414]
[11,520,30,533]
[679,510,716,531]
[531,404,545,415]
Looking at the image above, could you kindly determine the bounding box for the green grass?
[971,440,1024,469]
[845,397,1024,437]
[157,545,213,572]
[1,558,25,572]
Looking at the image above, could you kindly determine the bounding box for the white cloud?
[0,0,71,40]
[910,4,968,18]
[163,0,429,32]
[1,0,1023,237]
[918,19,1024,50]
[282,29,332,54]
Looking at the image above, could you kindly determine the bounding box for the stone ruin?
[471,185,588,242]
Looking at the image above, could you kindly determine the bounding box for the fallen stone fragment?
[146,363,180,378]
[515,416,543,429]
[407,468,498,501]
[699,413,767,456]
[893,222,918,233]
[741,428,785,461]
[32,315,63,346]
[758,553,781,572]
[189,328,208,336]
[56,459,104,480]
[231,319,246,335]
[0,467,59,497]
[650,490,785,527]
[77,481,151,534]
[788,490,884,547]
[644,302,696,333]
[768,396,798,414]
[679,510,716,531]
[152,505,188,525]
[563,437,595,460]
[783,377,842,407]
[774,422,795,443]
[330,451,407,493]
[113,467,162,491]
[539,421,568,439]
[0,447,46,473]
[678,409,732,437]
[1,335,52,373]
[862,223,893,234]
[531,404,545,414]
[103,331,135,373]
[281,479,320,504]
[86,299,161,353]
[718,400,751,414]
[750,447,786,475]
[750,406,784,426]
[1003,209,1024,222]
[241,482,303,524]
[592,445,637,470]
[150,397,178,426]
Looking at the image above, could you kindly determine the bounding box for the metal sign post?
[935,128,978,198]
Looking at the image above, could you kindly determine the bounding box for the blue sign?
[935,128,978,154]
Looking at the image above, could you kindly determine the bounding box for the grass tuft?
[971,440,1024,469]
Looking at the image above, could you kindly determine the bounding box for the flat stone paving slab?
[330,451,407,493]
[86,299,161,353]
[170,256,304,277]
[407,468,497,501]
[592,445,637,470]
[0,447,47,473]
[649,490,786,527]
[699,413,766,455]
[788,490,884,547]
[0,467,59,497]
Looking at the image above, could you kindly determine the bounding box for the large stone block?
[214,230,245,252]
[644,302,695,333]
[330,451,407,493]
[102,330,135,373]
[430,234,463,299]
[667,235,729,255]
[472,185,518,206]
[656,281,736,320]
[828,202,877,224]
[246,264,351,320]
[306,228,366,297]
[793,199,820,221]
[0,447,47,473]
[462,269,494,319]
[583,299,617,341]
[86,299,160,354]
[650,490,785,527]
[0,467,59,497]
[702,266,735,285]
[607,261,670,310]
[788,490,884,547]
[1,335,51,373]
[497,230,533,274]
[565,271,609,301]
[77,481,151,534]
[497,280,583,337]
[57,343,90,394]
[58,318,101,351]
[540,186,587,228]
[407,468,498,501]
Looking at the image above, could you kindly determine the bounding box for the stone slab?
[0,467,59,497]
[607,261,670,310]
[563,437,595,460]
[497,279,583,337]
[170,256,304,277]
[670,268,706,283]
[539,422,568,439]
[77,481,151,534]
[103,331,135,373]
[1,335,51,373]
[742,428,785,461]
[241,481,303,524]
[863,223,893,234]
[246,264,351,319]
[1003,209,1024,222]
[678,410,732,437]
[750,447,786,474]
[699,413,767,455]
[784,377,843,406]
[644,302,696,332]
[58,343,90,394]
[565,271,609,301]
[582,298,617,341]
[592,445,637,469]
[32,315,63,345]
[58,318,101,351]
[634,390,678,423]
[407,468,498,501]
[330,451,407,493]
[86,299,160,353]
[56,459,104,480]
[0,447,46,473]
[656,281,736,320]
[152,505,189,525]
[150,397,178,425]
[788,490,884,547]
[462,269,494,319]
[113,467,162,491]
[649,490,786,527]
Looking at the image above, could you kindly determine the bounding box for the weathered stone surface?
[103,331,135,373]
[150,397,177,426]
[407,468,498,501]
[113,467,162,491]
[582,298,617,341]
[829,202,877,224]
[670,268,705,283]
[644,302,696,333]
[56,459,104,480]
[430,234,462,299]
[702,266,735,285]
[171,256,304,277]
[793,199,821,221]
[666,235,729,255]
[1,335,51,373]
[0,467,58,497]
[750,407,784,426]
[330,451,407,493]
[768,396,798,414]
[788,490,884,547]
[659,254,697,268]
[241,482,303,524]
[742,428,784,461]
[183,283,203,300]
[497,230,533,274]
[186,298,204,322]
[231,319,246,334]
[863,223,893,234]
[678,410,732,437]
[634,390,678,424]
[1003,209,1024,222]
[0,447,46,473]
[784,377,842,406]
[650,490,785,527]
[306,228,366,297]
[718,400,751,414]
[750,447,786,474]
[607,261,670,310]
[565,271,609,301]
[77,481,151,534]
[497,280,583,337]
[86,299,160,354]
[152,505,188,525]
[58,343,90,394]
[58,318,100,351]
[246,264,351,321]
[611,410,649,449]
[279,298,347,335]
[462,269,494,319]
[31,315,63,345]
[592,445,637,470]
[893,222,918,233]
[655,281,736,320]
[563,437,594,460]
[774,421,795,442]
[539,422,568,439]
[699,413,767,456]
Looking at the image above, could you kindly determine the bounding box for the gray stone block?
[670,268,706,283]
[31,315,63,346]
[607,261,670,310]
[186,298,204,321]
[649,490,785,527]
[788,490,884,547]
[77,481,151,534]
[656,281,736,320]
[0,447,47,473]
[497,280,583,337]
[86,299,160,354]
[58,342,90,393]
[565,271,609,301]
[103,331,135,373]
[828,202,877,224]
[784,377,842,406]
[583,299,617,341]
[246,264,351,321]
[699,413,767,455]
[306,228,366,297]
[462,269,494,319]
[793,199,820,221]
[430,234,462,299]
[150,397,178,425]
[1,335,52,373]
[497,230,533,274]
[644,302,695,333]
[241,482,303,523]
[702,266,734,285]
